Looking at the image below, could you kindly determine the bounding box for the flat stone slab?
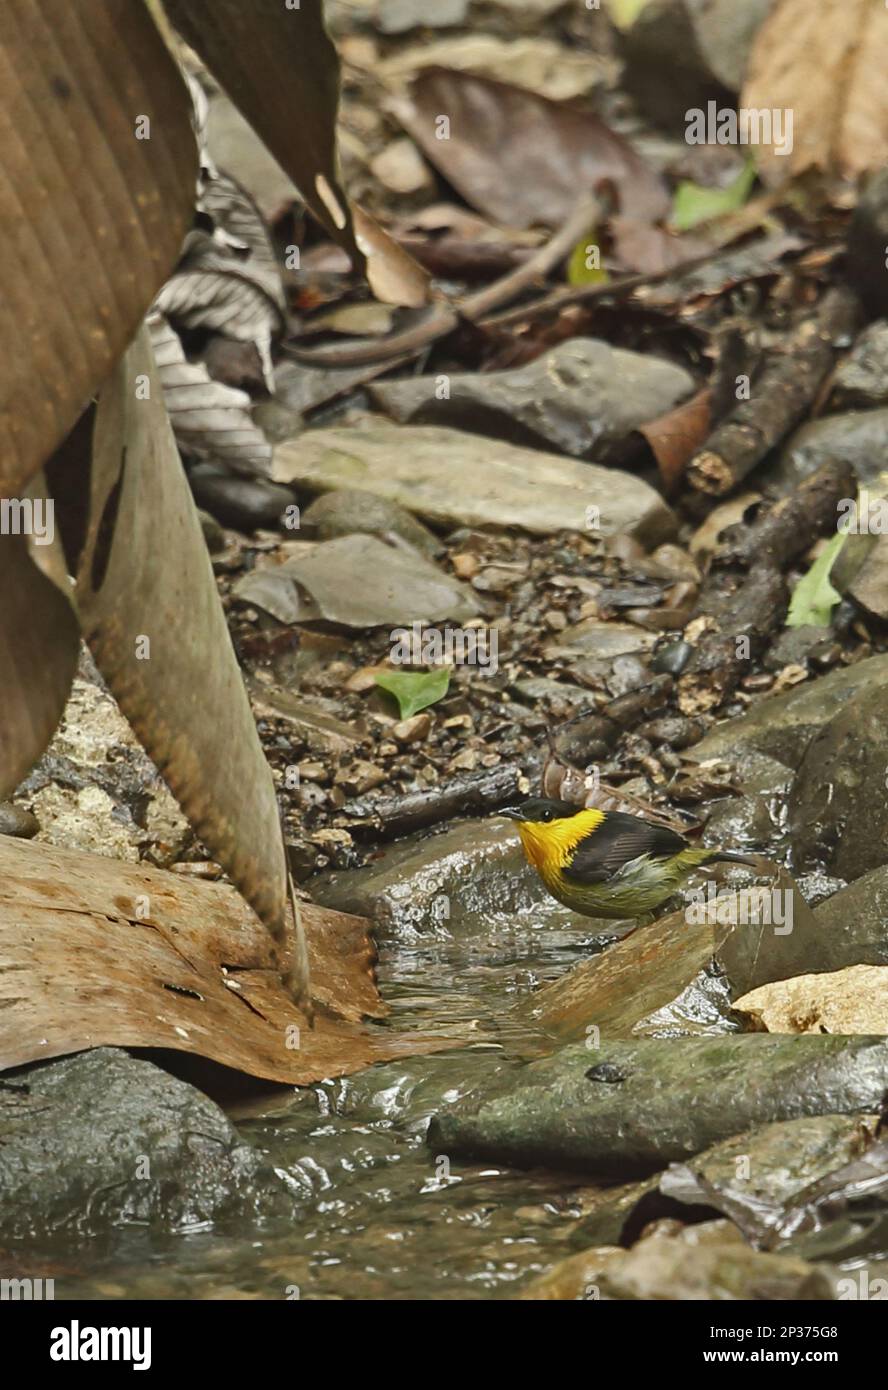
[273,421,676,546]
[429,1035,888,1176]
[368,338,694,463]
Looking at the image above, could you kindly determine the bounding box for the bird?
[499,796,757,924]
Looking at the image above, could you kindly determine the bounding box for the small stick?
[283,195,600,368]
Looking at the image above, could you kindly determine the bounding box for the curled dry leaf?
[148,312,272,475]
[743,0,888,185]
[639,387,713,492]
[392,67,669,230]
[0,0,197,496]
[76,325,306,1004]
[164,0,430,308]
[0,487,80,801]
[0,837,454,1083]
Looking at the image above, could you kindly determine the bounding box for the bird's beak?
[499,805,525,821]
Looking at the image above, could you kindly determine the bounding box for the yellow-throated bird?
[501,797,756,923]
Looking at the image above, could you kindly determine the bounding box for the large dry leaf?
[163,0,430,308]
[148,312,272,474]
[392,67,669,230]
[743,0,888,184]
[75,325,300,994]
[0,497,80,799]
[0,0,197,497]
[0,837,450,1083]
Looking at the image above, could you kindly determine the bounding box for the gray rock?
[369,339,694,464]
[197,507,226,554]
[188,462,296,531]
[690,654,888,769]
[847,534,888,620]
[812,867,888,967]
[273,420,677,545]
[0,803,39,838]
[523,1223,832,1301]
[301,488,441,559]
[429,1035,888,1176]
[831,321,888,409]
[658,1113,876,1244]
[789,681,888,880]
[770,411,888,494]
[763,624,831,672]
[235,534,478,629]
[0,1048,281,1240]
[312,817,591,938]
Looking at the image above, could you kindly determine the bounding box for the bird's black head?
[499,797,579,824]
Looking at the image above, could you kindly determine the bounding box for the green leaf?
[670,160,757,233]
[786,530,848,628]
[605,0,652,29]
[375,667,451,720]
[567,228,609,287]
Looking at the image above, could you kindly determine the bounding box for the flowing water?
[52,902,622,1300]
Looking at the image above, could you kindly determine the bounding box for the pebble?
[392,713,432,744]
[0,803,39,838]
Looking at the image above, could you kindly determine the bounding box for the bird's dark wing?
[562,811,689,884]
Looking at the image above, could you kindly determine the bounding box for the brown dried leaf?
[639,387,713,492]
[392,67,669,230]
[0,501,80,799]
[76,325,302,997]
[164,0,429,307]
[743,0,888,185]
[0,0,197,497]
[0,837,452,1083]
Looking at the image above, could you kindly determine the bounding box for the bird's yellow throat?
[515,807,605,873]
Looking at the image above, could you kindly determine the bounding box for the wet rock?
[735,966,888,1035]
[789,681,888,880]
[769,411,888,494]
[235,534,479,628]
[831,321,888,409]
[0,803,39,839]
[429,1035,888,1176]
[811,866,888,968]
[188,462,296,531]
[0,1048,280,1240]
[657,1113,877,1245]
[273,420,677,545]
[312,816,587,938]
[689,654,888,769]
[369,339,694,465]
[521,1223,832,1301]
[301,488,441,559]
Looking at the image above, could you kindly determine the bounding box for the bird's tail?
[705,849,759,868]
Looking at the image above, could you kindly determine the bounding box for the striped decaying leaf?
[75,325,308,1008]
[147,311,272,475]
[0,0,197,497]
